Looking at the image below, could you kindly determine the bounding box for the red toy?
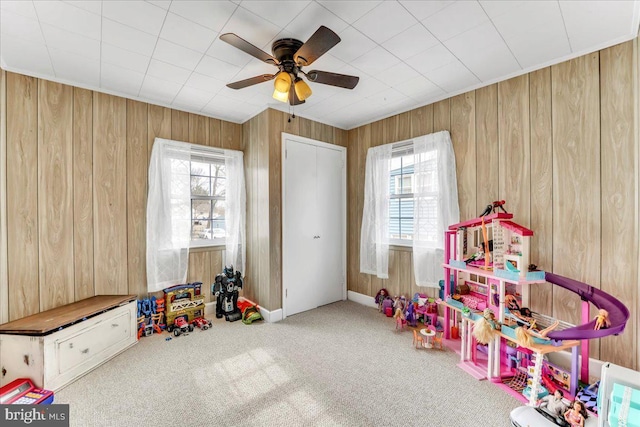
[191,317,212,330]
[169,317,193,337]
[0,378,54,404]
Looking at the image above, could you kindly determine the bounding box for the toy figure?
[212,265,244,322]
[564,400,588,427]
[473,308,501,344]
[505,294,535,325]
[405,303,417,327]
[375,288,389,313]
[538,389,568,418]
[515,319,560,347]
[594,309,610,330]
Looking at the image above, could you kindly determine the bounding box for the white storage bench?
[0,295,137,391]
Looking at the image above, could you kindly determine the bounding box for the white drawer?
[55,310,131,374]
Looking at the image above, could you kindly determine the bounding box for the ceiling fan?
[220,26,359,106]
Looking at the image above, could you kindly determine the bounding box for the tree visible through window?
[190,157,226,242]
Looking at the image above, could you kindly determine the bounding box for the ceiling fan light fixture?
[273,71,291,93]
[294,78,312,101]
[272,87,289,103]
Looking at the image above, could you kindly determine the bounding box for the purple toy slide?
[544,272,630,341]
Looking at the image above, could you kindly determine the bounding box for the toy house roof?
[448,213,533,236]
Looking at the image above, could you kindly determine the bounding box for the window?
[389,151,414,244]
[190,155,226,245]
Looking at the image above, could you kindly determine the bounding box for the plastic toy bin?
[608,383,640,427]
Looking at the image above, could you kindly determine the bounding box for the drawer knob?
[81,348,89,354]
[111,323,119,328]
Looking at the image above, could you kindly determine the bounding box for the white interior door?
[283,135,346,317]
[283,139,318,316]
[315,145,344,306]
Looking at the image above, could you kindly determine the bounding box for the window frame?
[389,143,415,247]
[189,153,226,248]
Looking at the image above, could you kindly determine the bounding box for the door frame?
[281,132,347,319]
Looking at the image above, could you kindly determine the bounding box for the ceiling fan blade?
[226,74,276,90]
[288,82,305,105]
[306,70,359,89]
[294,26,341,67]
[220,33,278,65]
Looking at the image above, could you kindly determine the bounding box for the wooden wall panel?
[529,68,554,315]
[188,250,211,301]
[475,84,499,213]
[210,118,222,148]
[382,112,411,144]
[126,100,148,298]
[599,41,636,368]
[189,113,209,146]
[221,121,242,151]
[38,80,74,311]
[433,99,450,132]
[551,53,601,332]
[268,109,283,310]
[171,109,189,141]
[334,128,348,147]
[450,92,476,221]
[73,88,94,301]
[93,93,127,295]
[147,105,170,155]
[409,105,433,138]
[357,125,372,297]
[498,75,530,227]
[0,69,7,324]
[347,128,359,293]
[6,73,39,320]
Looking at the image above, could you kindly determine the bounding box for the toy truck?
[191,317,212,330]
[169,317,193,337]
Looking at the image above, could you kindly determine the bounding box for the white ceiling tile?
[329,26,377,64]
[240,1,311,28]
[41,24,101,60]
[102,43,151,74]
[394,75,444,99]
[460,44,520,82]
[220,6,283,52]
[195,55,241,82]
[423,1,489,41]
[103,1,167,36]
[377,63,420,88]
[146,1,171,10]
[399,0,454,21]
[169,0,237,31]
[353,1,419,44]
[159,12,217,53]
[102,18,158,57]
[184,72,226,93]
[147,59,192,84]
[352,46,398,76]
[229,59,275,82]
[1,9,45,44]
[206,38,253,68]
[382,23,439,61]
[560,0,637,52]
[283,2,349,43]
[423,60,480,93]
[0,0,38,19]
[406,43,457,75]
[49,47,100,86]
[173,85,216,110]
[139,75,183,104]
[64,1,101,15]
[0,34,53,75]
[305,54,346,74]
[366,87,409,105]
[217,86,266,106]
[101,62,146,96]
[509,35,572,70]
[318,1,382,24]
[478,0,523,19]
[153,39,203,70]
[33,1,101,40]
[349,74,388,98]
[489,1,564,42]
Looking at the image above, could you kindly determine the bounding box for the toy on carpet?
[164,282,206,332]
[137,296,163,339]
[212,266,243,322]
[237,299,263,325]
[0,378,54,404]
[594,309,611,330]
[375,288,390,312]
[473,308,501,344]
[405,302,417,327]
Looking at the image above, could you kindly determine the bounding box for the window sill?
[389,242,413,252]
[190,240,225,251]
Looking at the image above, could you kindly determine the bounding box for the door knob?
[313,235,320,239]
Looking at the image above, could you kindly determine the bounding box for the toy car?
[168,317,193,337]
[191,317,212,330]
[510,406,597,427]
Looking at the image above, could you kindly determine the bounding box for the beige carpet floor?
[55,300,520,426]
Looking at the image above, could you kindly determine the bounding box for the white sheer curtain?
[360,144,392,278]
[147,138,192,292]
[223,149,246,276]
[413,130,459,287]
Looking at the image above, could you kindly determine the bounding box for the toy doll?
[515,319,560,347]
[375,288,390,313]
[564,400,588,427]
[538,389,568,418]
[473,308,501,344]
[594,309,611,330]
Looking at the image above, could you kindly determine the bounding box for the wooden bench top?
[0,295,137,336]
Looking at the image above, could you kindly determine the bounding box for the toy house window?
[190,154,226,246]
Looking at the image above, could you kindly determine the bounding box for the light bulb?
[294,78,312,101]
[273,72,291,93]
[272,88,289,103]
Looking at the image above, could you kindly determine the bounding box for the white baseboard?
[260,307,282,323]
[347,290,377,309]
[205,301,215,316]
